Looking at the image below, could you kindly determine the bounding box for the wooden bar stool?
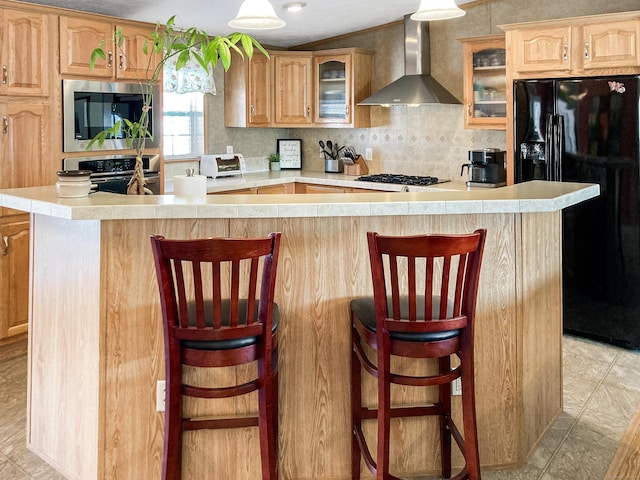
[150,232,281,480]
[350,229,486,480]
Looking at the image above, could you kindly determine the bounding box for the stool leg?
[460,351,481,480]
[351,325,362,480]
[258,358,278,480]
[439,356,452,479]
[376,347,392,480]
[163,363,184,480]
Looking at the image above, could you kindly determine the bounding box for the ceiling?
[18,0,476,47]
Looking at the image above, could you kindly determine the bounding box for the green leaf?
[114,27,124,47]
[176,49,191,70]
[219,42,232,70]
[241,35,254,59]
[89,48,106,69]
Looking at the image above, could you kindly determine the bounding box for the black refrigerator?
[514,76,640,349]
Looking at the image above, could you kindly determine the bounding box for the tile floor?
[0,335,638,479]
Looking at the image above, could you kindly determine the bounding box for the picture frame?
[277,139,302,169]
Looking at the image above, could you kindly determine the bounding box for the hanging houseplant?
[89,16,268,194]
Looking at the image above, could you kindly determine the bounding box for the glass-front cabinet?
[460,35,506,130]
[314,54,350,125]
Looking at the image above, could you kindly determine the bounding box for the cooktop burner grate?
[356,173,444,186]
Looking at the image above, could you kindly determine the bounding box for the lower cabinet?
[0,215,29,340]
[295,183,380,194]
[295,183,346,194]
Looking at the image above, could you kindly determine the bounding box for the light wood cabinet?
[313,49,372,128]
[503,11,640,78]
[0,102,52,191]
[296,183,346,194]
[225,48,372,128]
[581,19,640,70]
[0,9,49,97]
[60,16,160,79]
[509,26,571,74]
[459,35,506,130]
[0,215,29,340]
[224,53,272,127]
[256,184,290,194]
[273,52,313,127]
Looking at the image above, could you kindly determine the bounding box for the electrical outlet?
[226,145,233,154]
[156,380,166,412]
[365,148,373,161]
[452,378,462,396]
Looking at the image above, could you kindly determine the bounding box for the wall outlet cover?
[156,380,166,412]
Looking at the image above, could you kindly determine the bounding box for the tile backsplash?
[292,104,506,181]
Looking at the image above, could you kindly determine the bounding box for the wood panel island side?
[0,180,598,480]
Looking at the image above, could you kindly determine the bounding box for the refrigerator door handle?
[545,114,564,181]
[545,114,554,180]
[556,115,564,181]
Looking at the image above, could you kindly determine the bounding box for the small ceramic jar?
[56,170,94,198]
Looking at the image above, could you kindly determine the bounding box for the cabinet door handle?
[2,115,7,134]
[107,51,113,67]
[2,236,8,256]
[584,42,590,60]
[467,103,472,116]
[306,106,310,117]
[118,53,124,70]
[2,65,7,84]
[345,105,349,115]
[563,44,568,61]
[250,105,255,116]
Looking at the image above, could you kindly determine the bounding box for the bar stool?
[350,229,486,480]
[150,232,281,480]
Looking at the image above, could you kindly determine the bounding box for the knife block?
[343,155,369,176]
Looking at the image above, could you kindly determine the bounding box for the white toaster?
[200,154,246,178]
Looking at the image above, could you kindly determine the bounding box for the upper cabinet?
[0,9,50,97]
[59,16,161,79]
[225,47,372,129]
[459,35,506,130]
[313,49,372,128]
[581,19,640,70]
[502,11,640,78]
[225,52,272,127]
[272,52,313,127]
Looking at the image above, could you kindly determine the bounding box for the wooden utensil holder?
[343,155,368,176]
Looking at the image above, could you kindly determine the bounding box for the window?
[162,91,204,157]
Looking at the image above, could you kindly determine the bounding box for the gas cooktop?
[356,174,449,186]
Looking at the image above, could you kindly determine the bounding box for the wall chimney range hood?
[359,15,460,106]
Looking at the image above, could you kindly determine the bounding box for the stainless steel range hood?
[359,15,460,106]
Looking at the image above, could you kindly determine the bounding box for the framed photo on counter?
[277,139,302,169]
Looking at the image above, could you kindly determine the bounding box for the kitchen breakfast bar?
[0,179,598,480]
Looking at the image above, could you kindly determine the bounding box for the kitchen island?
[0,179,598,480]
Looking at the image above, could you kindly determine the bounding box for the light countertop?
[0,171,599,221]
[165,170,468,194]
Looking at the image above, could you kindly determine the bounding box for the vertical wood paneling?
[27,212,563,479]
[519,212,563,459]
[28,215,101,480]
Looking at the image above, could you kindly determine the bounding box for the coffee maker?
[461,148,507,187]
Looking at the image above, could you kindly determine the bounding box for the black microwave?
[63,79,161,153]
